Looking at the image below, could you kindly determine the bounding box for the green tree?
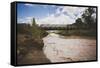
[32,18,36,26]
[82,7,95,28]
[31,18,41,39]
[75,18,83,25]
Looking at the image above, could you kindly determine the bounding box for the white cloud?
[56,7,62,14]
[61,6,87,19]
[18,17,33,25]
[24,4,34,7]
[36,13,74,25]
[36,6,87,25]
[92,13,96,19]
[24,3,52,8]
[18,6,88,25]
[17,18,24,23]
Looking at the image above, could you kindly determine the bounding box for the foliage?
[31,18,48,39]
[58,7,96,37]
[82,7,96,28]
[17,18,49,63]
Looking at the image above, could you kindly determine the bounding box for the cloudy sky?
[17,3,88,25]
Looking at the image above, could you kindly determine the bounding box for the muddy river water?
[43,32,96,62]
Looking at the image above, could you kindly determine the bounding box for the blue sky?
[17,3,89,25]
[17,3,58,23]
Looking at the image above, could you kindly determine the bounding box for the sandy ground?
[43,33,96,63]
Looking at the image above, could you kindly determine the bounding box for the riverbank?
[59,35,96,39]
[17,34,51,65]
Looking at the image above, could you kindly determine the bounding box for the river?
[42,31,96,63]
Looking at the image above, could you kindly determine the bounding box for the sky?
[17,3,89,25]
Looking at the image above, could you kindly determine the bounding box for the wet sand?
[43,33,96,62]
